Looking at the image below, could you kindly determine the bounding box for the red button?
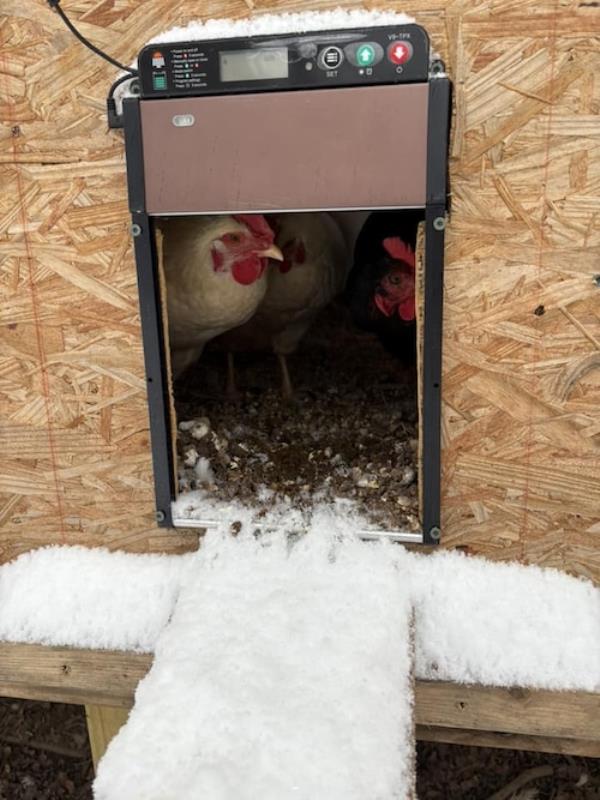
[387,41,413,65]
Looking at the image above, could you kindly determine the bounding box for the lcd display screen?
[220,48,289,82]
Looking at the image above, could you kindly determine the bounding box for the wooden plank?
[85,705,130,770]
[414,681,600,741]
[0,644,598,750]
[0,642,150,707]
[416,725,600,759]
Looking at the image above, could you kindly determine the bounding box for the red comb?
[382,237,415,268]
[233,214,274,240]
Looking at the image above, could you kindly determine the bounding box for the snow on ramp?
[0,513,598,693]
[1,515,599,800]
[93,531,416,800]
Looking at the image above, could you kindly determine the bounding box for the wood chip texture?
[1,0,599,582]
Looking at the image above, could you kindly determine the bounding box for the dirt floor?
[174,304,420,532]
[417,743,600,799]
[0,699,93,800]
[1,698,598,799]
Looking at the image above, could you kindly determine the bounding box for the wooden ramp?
[90,538,417,800]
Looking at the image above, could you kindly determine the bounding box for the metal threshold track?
[171,514,424,544]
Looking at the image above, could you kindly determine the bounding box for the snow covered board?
[93,532,417,800]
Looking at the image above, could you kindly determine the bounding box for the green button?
[356,44,376,66]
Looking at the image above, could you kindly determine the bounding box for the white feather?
[160,216,269,376]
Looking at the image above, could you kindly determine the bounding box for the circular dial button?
[318,46,344,70]
[387,40,414,65]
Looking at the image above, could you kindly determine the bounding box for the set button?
[317,46,344,70]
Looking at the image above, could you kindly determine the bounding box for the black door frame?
[121,74,451,543]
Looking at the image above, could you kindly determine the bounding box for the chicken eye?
[223,233,241,244]
[388,274,401,285]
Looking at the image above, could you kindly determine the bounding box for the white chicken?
[159,214,283,377]
[223,212,349,397]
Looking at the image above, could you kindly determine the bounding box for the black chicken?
[344,210,423,365]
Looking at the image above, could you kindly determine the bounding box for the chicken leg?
[277,353,293,400]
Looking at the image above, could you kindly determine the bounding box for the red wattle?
[398,298,416,321]
[231,256,265,285]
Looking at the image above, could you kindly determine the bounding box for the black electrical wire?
[46,0,138,76]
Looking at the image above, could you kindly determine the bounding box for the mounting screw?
[430,59,445,76]
[593,275,600,287]
[131,223,142,237]
[428,526,441,542]
[155,510,166,523]
[433,216,446,231]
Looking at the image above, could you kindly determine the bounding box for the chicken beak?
[259,244,284,262]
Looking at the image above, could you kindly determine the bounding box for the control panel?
[138,25,430,98]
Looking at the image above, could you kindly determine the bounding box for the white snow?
[0,518,598,692]
[401,548,600,693]
[1,513,599,799]
[147,9,415,48]
[172,487,309,531]
[0,546,192,653]
[93,530,415,800]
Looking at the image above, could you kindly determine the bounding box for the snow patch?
[147,9,415,48]
[93,531,415,800]
[402,548,600,692]
[0,546,193,653]
[0,529,598,693]
[1,520,599,799]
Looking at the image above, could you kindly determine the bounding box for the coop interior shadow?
[165,210,423,535]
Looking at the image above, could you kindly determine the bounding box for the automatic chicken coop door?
[120,23,451,545]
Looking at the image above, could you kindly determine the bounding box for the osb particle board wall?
[1,0,599,578]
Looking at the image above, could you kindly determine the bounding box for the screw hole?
[433,382,440,389]
[147,377,153,383]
